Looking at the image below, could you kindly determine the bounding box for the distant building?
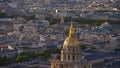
[0,45,16,57]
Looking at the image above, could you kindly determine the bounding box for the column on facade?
[75,55,77,60]
[66,54,68,61]
[64,54,66,61]
[51,63,54,68]
[61,54,63,61]
[86,64,89,68]
[70,54,73,61]
[57,64,61,68]
[67,65,71,68]
[59,64,61,68]
[90,64,92,68]
[64,65,67,68]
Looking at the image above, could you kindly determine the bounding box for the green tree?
[37,50,47,56]
[0,57,4,66]
[0,12,6,18]
[16,55,30,62]
[53,48,61,53]
[42,54,51,61]
[79,44,86,50]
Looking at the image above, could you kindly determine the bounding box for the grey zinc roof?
[83,52,120,61]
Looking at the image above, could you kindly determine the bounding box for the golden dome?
[63,37,79,46]
[63,22,79,46]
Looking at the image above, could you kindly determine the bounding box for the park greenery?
[95,10,111,12]
[45,17,120,25]
[79,44,87,50]
[0,11,6,18]
[0,47,60,66]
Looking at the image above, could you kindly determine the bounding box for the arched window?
[68,48,70,51]
[73,55,75,60]
[78,48,79,52]
[84,66,86,68]
[61,65,63,68]
[76,55,78,59]
[64,55,66,60]
[73,48,74,52]
[68,55,70,60]
[54,66,55,68]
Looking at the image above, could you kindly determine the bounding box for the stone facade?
[51,23,91,68]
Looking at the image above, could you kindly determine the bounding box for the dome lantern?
[63,22,79,47]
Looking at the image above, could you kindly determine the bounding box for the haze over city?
[0,0,120,68]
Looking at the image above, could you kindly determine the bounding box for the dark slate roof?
[0,39,13,44]
[83,52,120,61]
[104,60,120,68]
[0,49,14,53]
[45,45,56,49]
[21,42,32,46]
[82,50,102,54]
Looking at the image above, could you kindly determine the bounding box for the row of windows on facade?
[53,64,86,68]
[63,55,81,60]
[63,47,80,52]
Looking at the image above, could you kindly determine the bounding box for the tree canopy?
[79,44,86,50]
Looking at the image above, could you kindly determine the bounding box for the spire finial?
[70,21,73,28]
[69,21,74,37]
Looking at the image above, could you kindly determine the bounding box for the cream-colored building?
[50,22,120,68]
[51,23,92,68]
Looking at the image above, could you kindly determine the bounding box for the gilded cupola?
[63,22,79,46]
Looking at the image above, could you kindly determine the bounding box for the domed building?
[51,23,92,68]
[51,22,120,68]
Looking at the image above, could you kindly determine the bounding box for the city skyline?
[0,0,120,68]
